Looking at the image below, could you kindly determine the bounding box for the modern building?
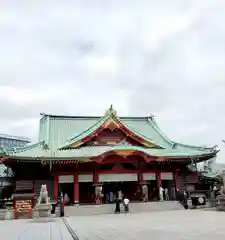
[0,106,219,204]
[0,134,30,200]
[0,134,31,150]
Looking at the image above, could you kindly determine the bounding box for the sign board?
[14,200,32,218]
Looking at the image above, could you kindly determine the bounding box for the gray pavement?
[1,210,225,240]
[0,218,74,240]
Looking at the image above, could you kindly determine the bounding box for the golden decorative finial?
[105,105,117,117]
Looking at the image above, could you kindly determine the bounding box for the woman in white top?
[123,197,130,212]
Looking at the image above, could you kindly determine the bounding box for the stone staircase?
[64,201,184,217]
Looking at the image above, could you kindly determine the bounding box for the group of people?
[159,186,170,201]
[114,190,130,214]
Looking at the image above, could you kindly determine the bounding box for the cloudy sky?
[0,0,225,162]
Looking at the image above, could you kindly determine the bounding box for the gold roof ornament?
[105,105,117,118]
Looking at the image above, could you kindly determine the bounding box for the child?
[123,197,130,213]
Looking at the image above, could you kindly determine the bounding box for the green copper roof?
[39,109,175,151]
[6,145,216,160]
[4,106,218,161]
[201,172,220,179]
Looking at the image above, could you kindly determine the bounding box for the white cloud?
[0,0,225,162]
[86,55,119,75]
[0,85,70,106]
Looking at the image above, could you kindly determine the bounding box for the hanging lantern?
[41,160,47,166]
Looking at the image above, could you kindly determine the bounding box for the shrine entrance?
[79,182,94,204]
[99,173,139,203]
[58,175,74,205]
[143,180,158,201]
[78,174,95,204]
[160,172,176,200]
[58,183,74,205]
[102,181,139,203]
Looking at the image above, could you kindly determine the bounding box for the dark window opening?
[121,163,137,170]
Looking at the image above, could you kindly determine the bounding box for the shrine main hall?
[0,106,218,204]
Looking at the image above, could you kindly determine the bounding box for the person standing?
[159,186,164,201]
[115,196,120,214]
[165,188,169,201]
[123,197,130,213]
[183,190,188,209]
[142,184,148,202]
[109,191,114,203]
[118,189,123,202]
[63,192,70,205]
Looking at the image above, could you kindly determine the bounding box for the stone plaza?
[0,210,225,240]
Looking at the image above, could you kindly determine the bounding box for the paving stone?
[0,218,73,240]
[1,210,225,239]
[66,210,225,240]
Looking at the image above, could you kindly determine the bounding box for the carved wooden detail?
[82,128,144,147]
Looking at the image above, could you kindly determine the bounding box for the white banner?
[143,173,156,181]
[160,172,173,180]
[59,175,73,183]
[99,173,138,182]
[78,174,93,182]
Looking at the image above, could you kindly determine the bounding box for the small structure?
[35,184,52,217]
[12,193,35,219]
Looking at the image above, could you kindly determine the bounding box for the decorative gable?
[60,105,162,149]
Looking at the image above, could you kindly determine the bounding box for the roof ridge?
[40,113,148,120]
[147,117,173,146]
[121,119,161,146]
[68,115,106,142]
[58,114,109,149]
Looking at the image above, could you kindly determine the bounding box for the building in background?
[0,134,31,150]
[0,134,31,200]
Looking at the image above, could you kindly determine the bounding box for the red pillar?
[139,172,144,184]
[138,172,144,201]
[74,172,79,204]
[93,172,99,184]
[174,170,180,191]
[53,175,59,200]
[156,172,162,188]
[156,172,162,200]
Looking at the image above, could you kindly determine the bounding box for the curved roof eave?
[147,116,218,153]
[147,117,173,146]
